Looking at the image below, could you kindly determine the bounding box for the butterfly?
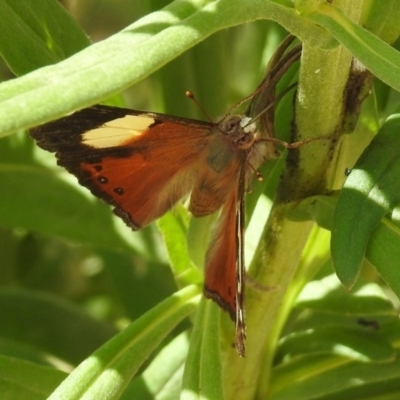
[30,35,302,357]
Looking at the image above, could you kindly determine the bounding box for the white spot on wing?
[83,115,155,148]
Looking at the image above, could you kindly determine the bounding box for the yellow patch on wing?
[82,115,155,148]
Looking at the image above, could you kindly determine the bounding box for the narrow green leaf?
[0,0,335,137]
[286,194,336,230]
[296,275,396,316]
[0,161,152,255]
[100,249,175,320]
[270,352,400,400]
[186,214,216,271]
[289,309,396,339]
[158,209,203,288]
[0,355,66,400]
[361,0,400,44]
[0,289,117,365]
[307,3,400,91]
[48,285,200,400]
[366,215,400,300]
[182,298,224,400]
[123,332,189,400]
[277,326,395,363]
[0,0,89,75]
[331,114,400,288]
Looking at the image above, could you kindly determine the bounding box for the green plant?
[1,0,400,399]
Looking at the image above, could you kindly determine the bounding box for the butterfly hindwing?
[203,160,247,356]
[189,130,243,217]
[203,187,239,320]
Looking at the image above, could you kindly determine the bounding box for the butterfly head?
[218,114,259,151]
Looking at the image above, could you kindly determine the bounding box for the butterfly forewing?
[31,105,215,229]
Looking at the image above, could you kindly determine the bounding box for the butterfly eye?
[222,115,242,135]
[236,132,255,150]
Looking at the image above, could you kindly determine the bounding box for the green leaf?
[307,2,400,91]
[366,214,400,300]
[286,194,336,230]
[0,355,66,400]
[158,208,203,289]
[331,114,400,288]
[361,0,400,44]
[0,0,89,75]
[186,213,216,271]
[277,326,395,363]
[296,275,396,317]
[0,288,117,365]
[270,352,400,400]
[48,285,200,400]
[0,156,154,255]
[122,332,190,400]
[182,298,224,400]
[100,249,176,320]
[0,0,335,137]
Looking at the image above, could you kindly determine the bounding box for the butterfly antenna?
[186,91,230,136]
[246,160,263,181]
[185,91,216,124]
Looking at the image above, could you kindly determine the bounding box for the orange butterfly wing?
[202,164,247,356]
[203,188,239,318]
[31,105,215,229]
